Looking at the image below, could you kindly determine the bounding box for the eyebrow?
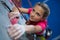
[33,9,41,16]
[36,12,41,16]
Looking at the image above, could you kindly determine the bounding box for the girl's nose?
[31,13,35,17]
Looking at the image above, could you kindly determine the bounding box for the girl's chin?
[29,18,40,22]
[29,18,35,22]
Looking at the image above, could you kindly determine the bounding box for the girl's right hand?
[8,24,25,40]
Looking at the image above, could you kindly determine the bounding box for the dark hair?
[36,2,50,19]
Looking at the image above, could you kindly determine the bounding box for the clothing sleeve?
[37,20,47,31]
[27,8,32,14]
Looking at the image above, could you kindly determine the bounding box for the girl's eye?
[36,12,41,16]
[33,9,35,12]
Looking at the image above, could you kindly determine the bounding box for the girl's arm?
[8,24,42,40]
[25,25,42,33]
[12,6,29,13]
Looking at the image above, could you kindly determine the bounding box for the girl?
[8,2,50,40]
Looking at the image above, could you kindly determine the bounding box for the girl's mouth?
[30,16,34,21]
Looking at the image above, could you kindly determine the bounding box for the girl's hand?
[8,24,25,40]
[8,12,20,20]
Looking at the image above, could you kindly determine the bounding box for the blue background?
[21,0,60,40]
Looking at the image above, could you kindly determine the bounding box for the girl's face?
[30,5,44,22]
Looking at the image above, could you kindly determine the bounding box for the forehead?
[34,5,44,15]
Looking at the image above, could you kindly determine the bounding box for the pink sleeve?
[37,20,47,31]
[28,8,32,14]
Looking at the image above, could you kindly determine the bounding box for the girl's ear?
[43,17,47,20]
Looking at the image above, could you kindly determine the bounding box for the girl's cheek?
[35,16,41,21]
[10,18,19,25]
